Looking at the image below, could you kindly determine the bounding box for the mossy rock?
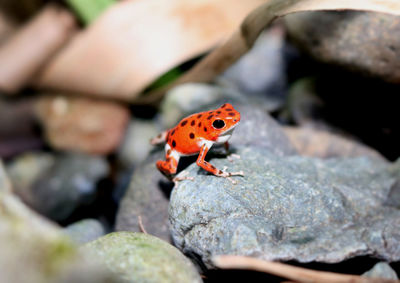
[84,232,202,283]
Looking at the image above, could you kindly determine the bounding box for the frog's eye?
[212,119,225,129]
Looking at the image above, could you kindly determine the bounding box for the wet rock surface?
[169,146,400,267]
[285,11,400,83]
[83,231,202,283]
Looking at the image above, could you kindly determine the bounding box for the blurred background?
[0,1,399,281]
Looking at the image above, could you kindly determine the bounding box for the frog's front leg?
[196,142,243,178]
[156,144,180,177]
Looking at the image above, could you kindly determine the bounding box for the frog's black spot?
[204,127,208,132]
[221,104,227,108]
[219,170,223,174]
[172,140,176,147]
[189,133,195,139]
[209,111,213,114]
[197,114,202,118]
[198,122,202,127]
[216,111,221,114]
[166,157,171,162]
[170,129,175,136]
[181,120,188,127]
[207,115,214,120]
[167,149,171,155]
[225,108,233,111]
[191,120,195,126]
[228,112,235,116]
[210,165,216,170]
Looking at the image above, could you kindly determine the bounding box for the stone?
[116,150,171,242]
[118,119,161,168]
[363,262,398,280]
[280,78,328,130]
[169,146,400,267]
[0,168,119,283]
[7,152,109,221]
[219,26,287,112]
[65,218,106,245]
[285,11,400,83]
[35,95,130,154]
[0,160,11,192]
[230,104,297,156]
[0,98,43,158]
[284,126,385,160]
[83,231,202,283]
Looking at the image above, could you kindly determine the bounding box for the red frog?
[151,103,243,179]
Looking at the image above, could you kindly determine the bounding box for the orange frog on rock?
[151,103,243,180]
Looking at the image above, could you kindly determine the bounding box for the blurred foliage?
[66,0,115,25]
[145,68,183,93]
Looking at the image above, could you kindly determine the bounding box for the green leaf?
[66,0,115,25]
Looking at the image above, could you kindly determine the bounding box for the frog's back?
[166,112,208,155]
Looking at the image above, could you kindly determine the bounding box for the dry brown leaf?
[35,95,130,154]
[33,0,264,100]
[213,255,399,283]
[139,0,400,104]
[0,5,76,94]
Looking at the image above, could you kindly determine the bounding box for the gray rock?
[284,126,386,161]
[231,104,297,156]
[6,151,55,193]
[7,152,109,221]
[0,170,119,283]
[280,78,328,130]
[116,150,171,242]
[65,218,106,245]
[219,27,287,112]
[169,146,400,267]
[118,119,161,168]
[83,231,202,283]
[0,161,11,192]
[363,262,398,280]
[285,11,400,83]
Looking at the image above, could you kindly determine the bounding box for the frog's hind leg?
[156,144,180,177]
